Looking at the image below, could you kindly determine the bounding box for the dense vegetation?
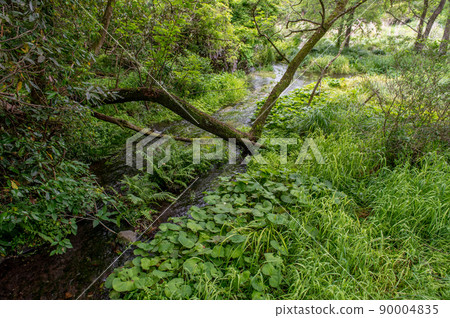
[1,0,449,300]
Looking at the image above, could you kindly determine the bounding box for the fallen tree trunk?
[92,111,192,142]
[100,87,251,144]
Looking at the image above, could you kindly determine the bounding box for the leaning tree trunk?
[439,12,450,54]
[414,0,429,51]
[92,0,116,55]
[250,0,356,138]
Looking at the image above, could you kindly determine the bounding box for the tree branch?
[386,11,418,33]
[252,0,290,63]
[92,111,192,142]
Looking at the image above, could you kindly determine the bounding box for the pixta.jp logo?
[126,130,324,174]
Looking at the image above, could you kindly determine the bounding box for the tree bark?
[99,87,251,144]
[414,0,429,51]
[344,9,354,48]
[250,0,353,138]
[92,0,116,55]
[336,21,345,48]
[439,11,450,54]
[415,0,447,51]
[421,0,447,41]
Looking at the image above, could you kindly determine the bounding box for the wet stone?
[117,230,137,243]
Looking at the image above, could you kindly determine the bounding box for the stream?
[0,64,315,299]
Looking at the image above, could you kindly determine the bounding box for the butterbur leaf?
[261,263,276,276]
[251,275,265,292]
[186,220,203,232]
[160,223,182,232]
[214,213,228,224]
[264,253,283,265]
[267,213,288,225]
[158,240,174,253]
[206,221,219,233]
[269,271,282,288]
[203,194,221,204]
[252,291,266,300]
[239,270,251,284]
[141,257,160,270]
[159,259,179,271]
[179,285,192,298]
[183,258,201,274]
[164,278,192,299]
[252,209,264,217]
[178,232,196,248]
[134,277,156,289]
[166,223,182,231]
[151,269,171,279]
[211,245,225,258]
[132,257,142,267]
[255,200,273,212]
[112,278,135,292]
[281,194,295,204]
[305,225,319,238]
[190,209,208,221]
[104,275,115,289]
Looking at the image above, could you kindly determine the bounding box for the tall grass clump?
[306,55,352,75]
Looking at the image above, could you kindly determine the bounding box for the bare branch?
[386,11,418,33]
[252,0,290,63]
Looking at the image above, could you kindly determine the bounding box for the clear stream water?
[0,65,315,299]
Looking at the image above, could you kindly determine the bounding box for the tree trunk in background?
[420,0,447,47]
[336,21,345,48]
[344,9,354,48]
[250,0,354,138]
[439,12,450,54]
[414,0,429,51]
[92,0,116,55]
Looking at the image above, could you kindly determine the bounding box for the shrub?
[306,55,352,75]
[0,114,118,255]
[365,48,449,164]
